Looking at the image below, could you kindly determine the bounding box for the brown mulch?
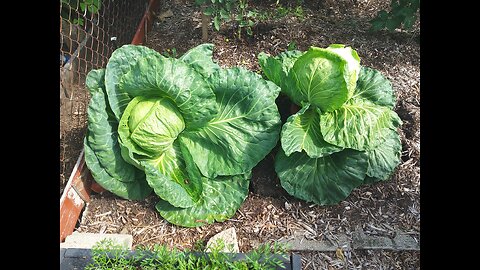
[74,0,420,268]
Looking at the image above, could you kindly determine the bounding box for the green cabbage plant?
[84,44,282,227]
[258,44,402,205]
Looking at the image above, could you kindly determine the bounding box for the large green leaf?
[365,128,402,181]
[104,45,154,121]
[352,66,396,109]
[85,69,135,183]
[275,149,368,205]
[85,68,106,95]
[84,138,152,200]
[105,45,218,129]
[155,174,250,227]
[179,67,282,178]
[118,138,203,208]
[320,98,402,151]
[83,69,152,200]
[288,46,360,112]
[281,104,343,158]
[139,143,202,208]
[179,43,220,78]
[258,50,303,98]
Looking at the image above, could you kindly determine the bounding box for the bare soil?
[60,87,90,196]
[72,0,420,268]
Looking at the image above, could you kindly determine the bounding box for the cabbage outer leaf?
[365,128,402,181]
[179,67,282,178]
[320,98,402,151]
[179,43,220,78]
[117,132,203,208]
[84,140,152,200]
[155,174,250,227]
[281,104,343,158]
[104,45,154,121]
[84,69,152,200]
[352,66,396,109]
[258,50,303,97]
[275,149,367,205]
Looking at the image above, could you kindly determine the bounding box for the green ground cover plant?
[85,239,289,270]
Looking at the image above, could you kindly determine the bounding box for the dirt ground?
[71,0,420,268]
[60,89,90,197]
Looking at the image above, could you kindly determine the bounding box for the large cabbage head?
[259,44,402,205]
[84,44,282,227]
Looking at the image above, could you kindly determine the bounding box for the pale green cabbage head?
[122,97,184,155]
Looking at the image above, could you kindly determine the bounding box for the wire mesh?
[60,0,148,195]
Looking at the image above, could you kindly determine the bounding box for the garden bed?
[71,0,420,268]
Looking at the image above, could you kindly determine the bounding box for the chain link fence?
[60,0,148,195]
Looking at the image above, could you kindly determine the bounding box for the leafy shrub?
[61,0,102,26]
[196,0,236,31]
[195,0,304,39]
[370,0,420,32]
